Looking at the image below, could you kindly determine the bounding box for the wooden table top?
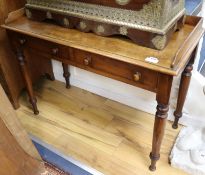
[2,15,204,75]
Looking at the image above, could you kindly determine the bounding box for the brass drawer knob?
[19,38,26,45]
[52,48,59,56]
[84,57,92,66]
[133,72,141,82]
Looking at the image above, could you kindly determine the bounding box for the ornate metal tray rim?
[25,1,185,35]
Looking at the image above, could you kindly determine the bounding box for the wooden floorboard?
[16,79,187,175]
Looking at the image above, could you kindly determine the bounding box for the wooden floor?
[16,79,187,175]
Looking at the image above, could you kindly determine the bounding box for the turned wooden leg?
[45,73,55,81]
[16,39,39,115]
[62,63,70,89]
[149,104,169,171]
[172,63,193,129]
[172,48,196,129]
[149,74,173,171]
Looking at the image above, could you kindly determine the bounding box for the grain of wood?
[16,80,187,175]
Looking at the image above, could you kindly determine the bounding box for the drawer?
[26,37,70,59]
[72,49,158,92]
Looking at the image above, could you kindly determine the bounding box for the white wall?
[52,61,157,114]
[52,2,205,127]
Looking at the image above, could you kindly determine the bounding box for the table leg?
[172,51,196,129]
[45,72,55,81]
[62,63,71,89]
[16,47,39,115]
[149,74,173,171]
[172,63,193,129]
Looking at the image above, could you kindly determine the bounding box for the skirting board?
[31,134,103,175]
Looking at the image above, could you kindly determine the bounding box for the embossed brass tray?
[25,0,186,50]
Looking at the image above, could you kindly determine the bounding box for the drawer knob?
[84,57,92,66]
[133,72,141,82]
[19,38,26,45]
[52,48,59,56]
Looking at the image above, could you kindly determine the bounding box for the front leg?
[62,63,71,89]
[16,39,39,115]
[149,74,173,171]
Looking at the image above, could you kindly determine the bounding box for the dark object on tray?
[25,0,186,50]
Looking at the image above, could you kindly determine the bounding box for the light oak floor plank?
[16,79,187,175]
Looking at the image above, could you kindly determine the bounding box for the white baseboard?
[31,134,103,175]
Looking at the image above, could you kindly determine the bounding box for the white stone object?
[176,129,203,151]
[190,149,205,165]
[170,127,205,175]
